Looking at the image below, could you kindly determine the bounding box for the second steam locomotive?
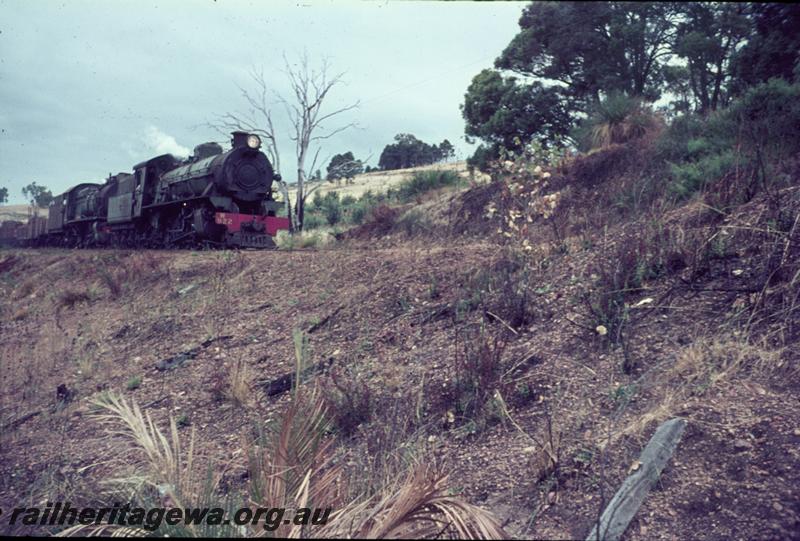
[7,131,290,249]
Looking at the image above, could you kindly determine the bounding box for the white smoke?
[143,125,191,158]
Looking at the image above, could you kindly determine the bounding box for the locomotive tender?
[2,131,290,249]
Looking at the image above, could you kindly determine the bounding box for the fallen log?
[586,417,687,541]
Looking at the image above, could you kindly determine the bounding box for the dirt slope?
[1,173,799,539]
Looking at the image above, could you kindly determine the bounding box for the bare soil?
[1,177,799,539]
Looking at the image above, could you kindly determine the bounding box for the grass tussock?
[275,229,334,249]
[225,358,253,407]
[609,335,785,448]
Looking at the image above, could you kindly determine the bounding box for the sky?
[0,0,527,204]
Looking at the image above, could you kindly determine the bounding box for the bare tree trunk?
[211,54,358,232]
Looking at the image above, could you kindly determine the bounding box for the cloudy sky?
[0,0,526,204]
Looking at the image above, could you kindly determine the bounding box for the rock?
[733,439,752,452]
[177,283,198,296]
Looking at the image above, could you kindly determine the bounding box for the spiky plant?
[319,463,509,539]
[246,385,346,538]
[58,392,239,537]
[58,389,508,539]
[588,93,659,149]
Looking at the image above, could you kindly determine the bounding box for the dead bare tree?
[210,52,358,231]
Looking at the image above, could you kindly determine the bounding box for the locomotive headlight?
[246,134,261,149]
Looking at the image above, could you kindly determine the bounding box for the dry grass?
[224,358,253,407]
[609,335,784,446]
[57,288,91,309]
[13,278,35,300]
[287,161,487,206]
[326,463,508,539]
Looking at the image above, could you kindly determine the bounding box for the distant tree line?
[323,135,456,179]
[378,134,454,171]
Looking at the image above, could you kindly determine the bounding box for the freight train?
[0,131,290,249]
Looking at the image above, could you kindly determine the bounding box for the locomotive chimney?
[231,131,248,148]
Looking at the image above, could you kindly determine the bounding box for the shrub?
[321,192,342,226]
[321,365,373,437]
[350,203,368,225]
[669,150,737,200]
[729,79,800,164]
[395,170,462,201]
[302,212,325,230]
[653,114,706,163]
[395,209,432,237]
[655,81,800,201]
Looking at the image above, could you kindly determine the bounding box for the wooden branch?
[3,410,41,431]
[586,418,687,541]
[257,357,335,397]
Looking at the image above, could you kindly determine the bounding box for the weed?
[98,266,122,298]
[608,383,637,409]
[447,325,507,426]
[321,364,374,437]
[126,375,142,391]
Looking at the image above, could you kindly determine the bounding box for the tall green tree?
[462,70,571,151]
[326,151,363,181]
[437,139,455,162]
[495,2,677,108]
[730,3,800,92]
[0,187,8,204]
[673,3,749,114]
[21,182,53,207]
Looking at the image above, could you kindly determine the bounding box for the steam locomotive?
[1,131,290,249]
